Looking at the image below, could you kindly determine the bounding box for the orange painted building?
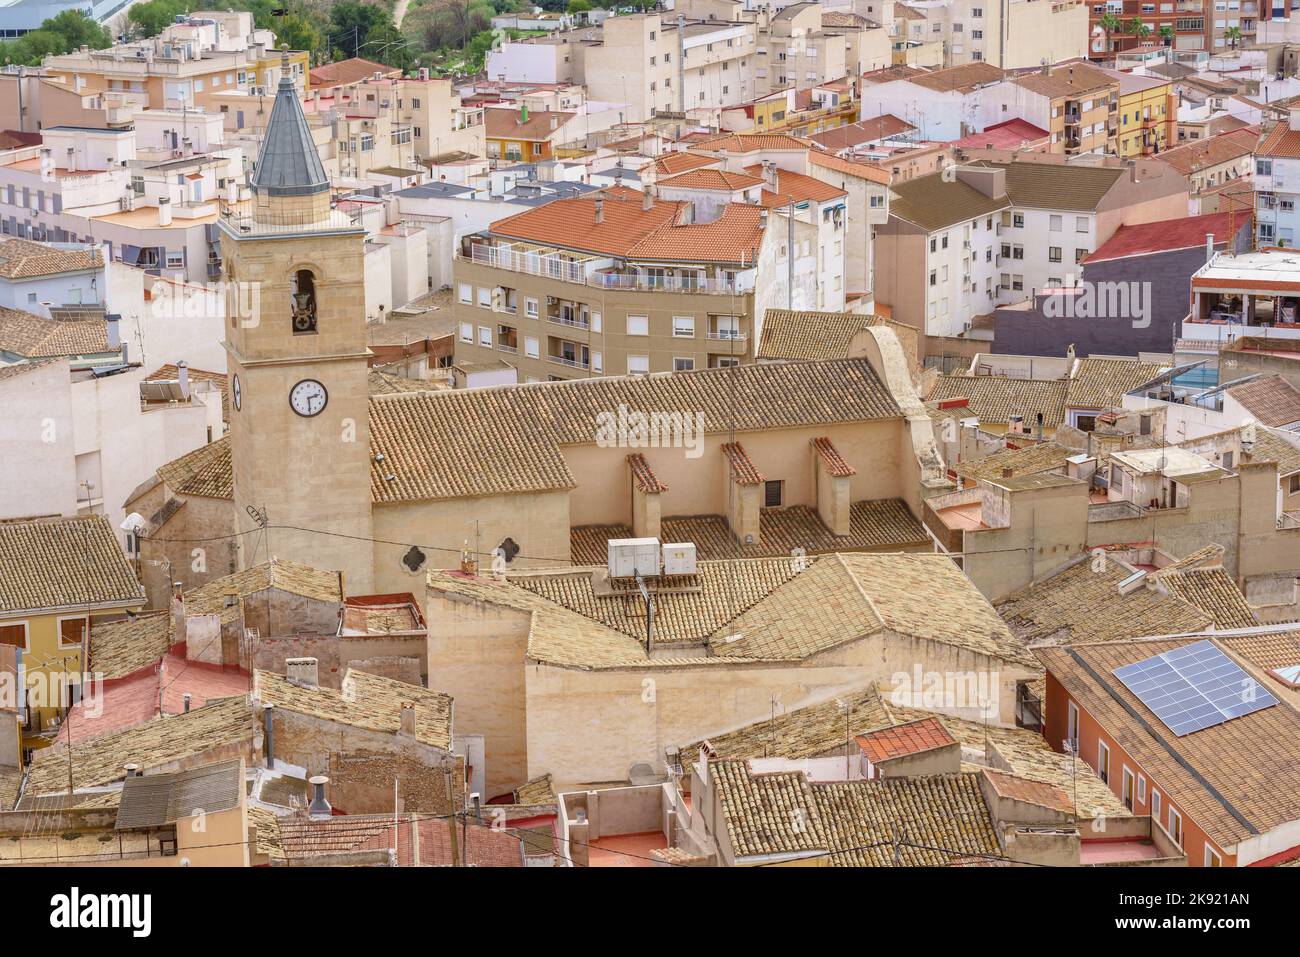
[1038,638,1300,869]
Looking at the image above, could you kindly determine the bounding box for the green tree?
[328,0,389,58]
[43,10,112,50]
[567,0,592,12]
[272,11,323,54]
[1159,25,1174,46]
[1099,12,1122,51]
[1225,25,1242,49]
[128,0,193,39]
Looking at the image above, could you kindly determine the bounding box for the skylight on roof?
[1113,640,1278,737]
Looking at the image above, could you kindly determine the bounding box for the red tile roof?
[276,814,531,866]
[1086,211,1239,263]
[812,436,856,477]
[982,769,1074,813]
[1226,374,1300,427]
[489,186,766,264]
[951,118,1051,151]
[809,115,916,151]
[1257,121,1300,159]
[627,453,668,493]
[56,650,249,745]
[654,152,720,175]
[806,149,892,184]
[721,442,765,485]
[656,168,765,191]
[747,165,848,205]
[308,57,402,90]
[855,717,956,763]
[484,107,576,142]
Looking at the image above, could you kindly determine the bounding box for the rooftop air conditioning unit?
[662,542,697,576]
[607,537,659,579]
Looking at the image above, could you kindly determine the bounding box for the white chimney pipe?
[158,196,172,227]
[1206,233,1215,263]
[176,360,189,396]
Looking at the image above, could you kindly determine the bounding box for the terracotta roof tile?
[0,238,101,279]
[909,62,1007,93]
[1066,358,1167,409]
[812,436,856,476]
[255,668,453,752]
[484,107,576,142]
[721,441,765,485]
[855,717,956,763]
[653,152,719,175]
[748,165,848,205]
[1225,375,1300,428]
[156,436,232,500]
[626,452,667,493]
[0,515,142,614]
[0,306,112,359]
[927,373,1069,429]
[655,168,764,191]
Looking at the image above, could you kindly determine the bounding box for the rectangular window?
[0,622,27,650]
[458,283,472,304]
[1151,789,1161,821]
[1205,846,1222,867]
[524,336,539,359]
[1049,247,1062,263]
[628,354,650,374]
[1169,807,1183,846]
[54,614,87,650]
[1122,766,1135,810]
[1067,702,1080,751]
[1013,213,1024,228]
[764,480,783,507]
[674,357,695,372]
[525,298,538,318]
[1097,740,1110,784]
[1076,216,1088,233]
[458,322,473,343]
[627,315,649,336]
[1137,775,1146,804]
[478,326,492,348]
[672,316,695,337]
[478,287,492,308]
[592,351,602,373]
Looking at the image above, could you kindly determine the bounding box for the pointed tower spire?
[251,46,329,208]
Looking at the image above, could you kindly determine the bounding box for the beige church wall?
[521,632,1034,791]
[369,488,572,594]
[424,591,532,799]
[562,420,908,529]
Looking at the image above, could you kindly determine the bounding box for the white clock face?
[289,379,328,417]
[232,374,242,411]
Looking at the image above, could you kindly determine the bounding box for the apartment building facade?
[41,12,308,114]
[452,187,775,381]
[1254,116,1300,247]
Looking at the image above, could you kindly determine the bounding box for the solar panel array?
[1113,640,1279,737]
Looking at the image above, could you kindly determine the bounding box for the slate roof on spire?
[252,74,330,197]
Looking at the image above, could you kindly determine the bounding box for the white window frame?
[1097,739,1110,784]
[458,322,473,344]
[458,283,472,304]
[524,336,539,359]
[627,354,650,374]
[525,297,538,318]
[478,326,492,348]
[0,619,30,653]
[627,315,649,336]
[477,287,492,308]
[674,356,695,372]
[56,613,89,650]
[1151,789,1161,821]
[1168,807,1183,847]
[672,316,695,338]
[1122,766,1135,810]
[1205,845,1222,867]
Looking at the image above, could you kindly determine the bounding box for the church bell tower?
[221,50,375,592]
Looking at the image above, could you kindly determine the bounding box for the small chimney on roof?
[398,703,416,738]
[182,692,192,713]
[1206,232,1216,262]
[550,113,558,131]
[594,194,604,224]
[176,360,189,397]
[124,763,140,778]
[308,775,332,819]
[1002,467,1014,479]
[263,704,275,769]
[642,187,654,210]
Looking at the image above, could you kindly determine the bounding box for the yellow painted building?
[0,516,144,747]
[1114,73,1176,158]
[251,49,312,93]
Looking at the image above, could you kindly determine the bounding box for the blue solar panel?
[1113,640,1279,737]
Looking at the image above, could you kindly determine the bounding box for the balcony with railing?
[460,237,754,295]
[546,336,589,369]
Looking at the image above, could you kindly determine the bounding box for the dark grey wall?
[992,221,1252,357]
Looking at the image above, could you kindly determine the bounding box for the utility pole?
[444,766,461,866]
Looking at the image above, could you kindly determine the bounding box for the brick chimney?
[594,194,604,224]
[398,703,416,738]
